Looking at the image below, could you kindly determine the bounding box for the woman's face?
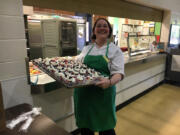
[94,19,110,40]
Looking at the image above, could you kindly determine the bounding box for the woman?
[74,18,124,135]
[149,41,158,52]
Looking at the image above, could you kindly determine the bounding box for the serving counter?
[124,52,165,64]
[116,53,166,105]
[29,52,166,132]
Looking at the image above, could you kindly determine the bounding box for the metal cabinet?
[42,19,77,57]
[28,19,77,59]
[60,21,77,56]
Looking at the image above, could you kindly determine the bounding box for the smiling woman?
[92,18,112,47]
[74,18,124,135]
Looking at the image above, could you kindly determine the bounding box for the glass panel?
[170,25,180,45]
[61,22,76,47]
[77,24,86,51]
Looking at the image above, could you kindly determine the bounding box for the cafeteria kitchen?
[1,0,180,135]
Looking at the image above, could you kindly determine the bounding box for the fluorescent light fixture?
[86,22,89,42]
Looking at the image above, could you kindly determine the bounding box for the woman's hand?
[95,77,110,89]
[95,73,123,89]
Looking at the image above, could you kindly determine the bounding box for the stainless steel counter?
[124,52,166,65]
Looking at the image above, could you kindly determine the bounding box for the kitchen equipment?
[28,19,77,59]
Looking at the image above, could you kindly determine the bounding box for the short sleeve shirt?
[77,42,124,76]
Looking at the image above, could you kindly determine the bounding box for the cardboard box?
[0,83,6,132]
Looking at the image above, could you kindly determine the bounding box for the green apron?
[74,42,116,132]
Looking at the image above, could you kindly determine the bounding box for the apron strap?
[86,45,94,57]
[105,41,109,58]
[86,41,110,57]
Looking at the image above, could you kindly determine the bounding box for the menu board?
[142,27,149,35]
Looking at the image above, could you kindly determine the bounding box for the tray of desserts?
[29,62,43,76]
[32,57,105,88]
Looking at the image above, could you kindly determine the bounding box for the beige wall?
[126,0,180,13]
[0,0,33,108]
[23,0,163,22]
